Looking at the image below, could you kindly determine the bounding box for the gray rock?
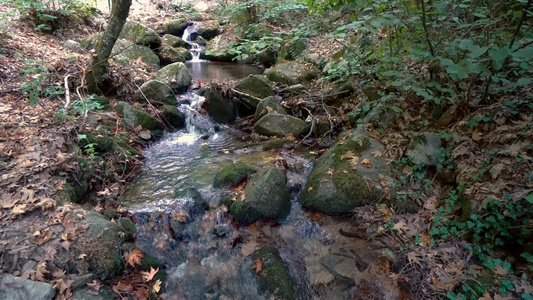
[198,25,220,40]
[254,113,307,137]
[234,75,275,110]
[0,274,55,300]
[204,86,238,124]
[114,101,165,132]
[257,47,278,68]
[153,62,192,92]
[156,18,190,36]
[230,166,290,225]
[280,84,306,97]
[300,129,393,215]
[63,40,84,53]
[405,132,443,166]
[264,62,317,86]
[157,44,192,64]
[112,39,160,70]
[73,286,114,300]
[161,105,185,130]
[136,80,177,106]
[119,20,161,47]
[254,96,287,122]
[194,36,207,46]
[162,34,190,49]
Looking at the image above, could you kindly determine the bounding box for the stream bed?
[120,61,401,299]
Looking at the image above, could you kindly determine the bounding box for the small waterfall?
[182,23,203,62]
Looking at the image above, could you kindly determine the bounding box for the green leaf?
[490,47,511,62]
[525,193,533,204]
[513,48,533,59]
[469,46,488,59]
[517,78,532,86]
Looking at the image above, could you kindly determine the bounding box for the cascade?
[182,22,203,61]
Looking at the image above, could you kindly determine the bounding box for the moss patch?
[251,247,295,300]
[213,161,254,188]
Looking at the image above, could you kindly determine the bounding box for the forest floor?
[0,1,532,299]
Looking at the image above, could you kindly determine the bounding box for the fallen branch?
[63,74,71,109]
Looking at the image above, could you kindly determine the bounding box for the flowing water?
[121,33,401,299]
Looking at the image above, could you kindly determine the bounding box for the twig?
[509,0,532,48]
[63,74,71,109]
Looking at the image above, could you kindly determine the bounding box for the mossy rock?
[79,33,102,50]
[64,183,80,203]
[278,38,308,61]
[254,96,287,123]
[261,138,294,151]
[119,20,161,47]
[279,84,306,98]
[246,23,273,40]
[198,25,219,40]
[234,75,275,110]
[157,45,192,65]
[254,113,307,137]
[84,129,141,157]
[264,62,317,86]
[251,247,295,300]
[230,166,290,225]
[204,86,238,124]
[299,129,391,215]
[118,218,137,240]
[258,47,278,68]
[162,34,190,49]
[194,36,207,47]
[111,39,160,70]
[72,211,126,278]
[135,80,177,106]
[213,161,254,188]
[114,101,164,132]
[161,105,185,130]
[103,209,117,220]
[405,132,443,167]
[153,62,192,92]
[156,18,190,36]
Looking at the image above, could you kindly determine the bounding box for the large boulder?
[161,105,185,130]
[254,96,287,122]
[0,274,55,300]
[162,34,190,49]
[405,132,443,167]
[254,113,307,137]
[198,25,220,40]
[299,129,391,215]
[111,40,160,70]
[258,47,278,68]
[157,44,192,64]
[250,247,295,300]
[135,80,177,106]
[204,35,239,62]
[204,86,238,124]
[156,18,190,36]
[119,20,161,47]
[213,161,255,188]
[234,75,275,110]
[264,62,317,86]
[280,84,306,97]
[114,101,165,132]
[230,166,290,225]
[153,62,192,92]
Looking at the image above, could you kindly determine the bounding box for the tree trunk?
[86,0,132,93]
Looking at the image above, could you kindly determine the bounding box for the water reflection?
[185,61,263,82]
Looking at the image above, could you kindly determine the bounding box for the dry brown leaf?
[327,168,334,176]
[171,211,189,223]
[141,267,159,282]
[53,278,70,294]
[125,249,144,267]
[87,280,102,292]
[308,186,313,192]
[338,139,345,145]
[252,259,263,273]
[472,130,483,141]
[393,220,408,232]
[52,269,66,278]
[0,193,19,208]
[361,158,372,168]
[152,279,162,293]
[372,150,383,157]
[340,150,356,160]
[12,204,27,214]
[35,262,49,281]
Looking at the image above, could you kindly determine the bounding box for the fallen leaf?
[361,158,372,168]
[12,204,27,214]
[0,193,19,208]
[141,267,159,282]
[472,130,483,141]
[53,278,70,294]
[308,186,313,192]
[372,150,383,157]
[87,280,102,292]
[171,211,189,223]
[327,168,334,176]
[52,270,66,278]
[338,139,345,145]
[252,259,263,273]
[340,150,356,160]
[35,262,49,281]
[152,279,162,293]
[125,249,144,267]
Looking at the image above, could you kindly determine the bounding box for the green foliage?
[56,95,104,120]
[20,60,64,105]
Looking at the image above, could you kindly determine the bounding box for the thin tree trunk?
[87,0,132,93]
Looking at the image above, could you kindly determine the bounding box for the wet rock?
[63,39,84,53]
[71,274,95,290]
[204,86,238,124]
[153,62,192,92]
[114,101,164,134]
[162,34,189,49]
[136,80,177,106]
[300,129,391,215]
[198,25,220,40]
[405,132,443,166]
[0,274,55,300]
[157,44,192,64]
[119,20,161,47]
[213,161,254,188]
[103,209,117,220]
[254,113,307,137]
[254,96,288,122]
[251,247,295,300]
[194,36,207,46]
[264,62,317,86]
[83,129,141,157]
[161,105,186,130]
[212,224,231,238]
[183,188,209,219]
[230,166,290,225]
[73,286,114,300]
[111,39,160,70]
[280,84,306,97]
[118,217,137,240]
[71,211,127,278]
[234,75,275,110]
[156,18,190,36]
[278,38,308,61]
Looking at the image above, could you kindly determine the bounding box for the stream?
[120,25,401,300]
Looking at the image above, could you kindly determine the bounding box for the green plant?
[77,134,97,158]
[20,60,64,105]
[56,95,104,120]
